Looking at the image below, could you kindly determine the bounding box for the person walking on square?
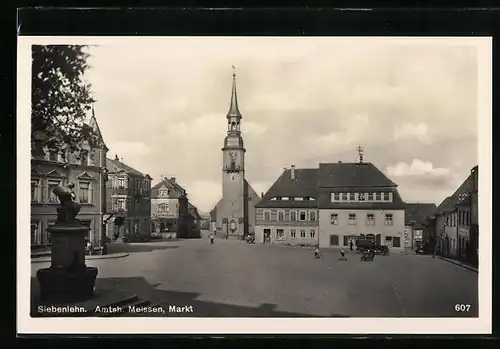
[339,247,347,261]
[314,245,322,258]
[210,232,215,244]
[349,239,353,251]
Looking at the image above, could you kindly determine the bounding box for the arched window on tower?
[231,122,236,131]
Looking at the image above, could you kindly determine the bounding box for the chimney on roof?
[290,165,296,180]
[115,154,119,161]
[170,177,176,183]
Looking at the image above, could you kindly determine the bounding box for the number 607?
[455,304,471,312]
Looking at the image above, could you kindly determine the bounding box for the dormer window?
[294,197,304,201]
[270,197,277,201]
[282,197,289,201]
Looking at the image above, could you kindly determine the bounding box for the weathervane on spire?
[357,145,364,163]
[232,64,236,78]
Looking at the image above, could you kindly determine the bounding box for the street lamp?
[409,220,416,254]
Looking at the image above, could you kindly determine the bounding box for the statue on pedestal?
[52,183,81,223]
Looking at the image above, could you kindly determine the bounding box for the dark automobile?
[356,239,390,256]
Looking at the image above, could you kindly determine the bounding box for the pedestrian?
[313,245,321,258]
[86,238,92,255]
[339,247,347,261]
[349,239,353,251]
[210,232,214,244]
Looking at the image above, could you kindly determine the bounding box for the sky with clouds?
[84,38,478,213]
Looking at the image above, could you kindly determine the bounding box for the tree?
[31,45,99,159]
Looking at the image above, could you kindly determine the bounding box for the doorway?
[263,229,271,243]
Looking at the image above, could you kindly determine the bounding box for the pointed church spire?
[227,65,242,118]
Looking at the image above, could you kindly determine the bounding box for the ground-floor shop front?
[319,231,404,252]
[31,213,102,249]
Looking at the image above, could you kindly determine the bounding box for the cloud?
[393,123,429,141]
[108,141,152,157]
[386,159,450,177]
[80,38,479,212]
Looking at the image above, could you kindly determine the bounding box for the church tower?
[221,66,246,238]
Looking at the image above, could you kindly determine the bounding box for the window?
[341,193,348,201]
[117,199,125,210]
[290,229,296,238]
[294,197,304,201]
[348,213,356,225]
[284,210,290,221]
[48,180,61,203]
[31,179,40,202]
[466,211,469,226]
[366,213,375,225]
[80,150,88,165]
[330,213,338,225]
[385,236,392,241]
[87,151,95,166]
[348,193,356,201]
[290,211,297,221]
[299,211,307,221]
[369,193,376,201]
[300,229,306,238]
[276,229,284,240]
[392,237,401,247]
[278,211,284,222]
[385,213,393,225]
[263,211,271,222]
[282,197,289,201]
[309,211,316,221]
[31,221,40,245]
[118,178,125,189]
[78,182,91,204]
[330,234,339,246]
[382,192,390,201]
[332,193,340,202]
[375,192,382,201]
[358,193,366,201]
[310,229,316,238]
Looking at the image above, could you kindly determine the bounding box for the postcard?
[18,36,492,334]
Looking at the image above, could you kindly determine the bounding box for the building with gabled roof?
[105,155,152,241]
[209,68,260,239]
[254,148,406,251]
[254,166,319,245]
[404,203,437,249]
[433,166,477,263]
[150,176,191,238]
[317,150,406,251]
[31,106,109,249]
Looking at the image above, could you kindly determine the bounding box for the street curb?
[435,255,478,273]
[31,253,130,264]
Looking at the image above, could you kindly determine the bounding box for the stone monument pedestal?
[36,220,98,303]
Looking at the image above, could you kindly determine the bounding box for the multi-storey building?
[317,159,406,252]
[404,203,437,250]
[254,166,319,245]
[31,109,108,249]
[105,155,152,239]
[150,176,189,238]
[433,166,477,262]
[187,202,202,238]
